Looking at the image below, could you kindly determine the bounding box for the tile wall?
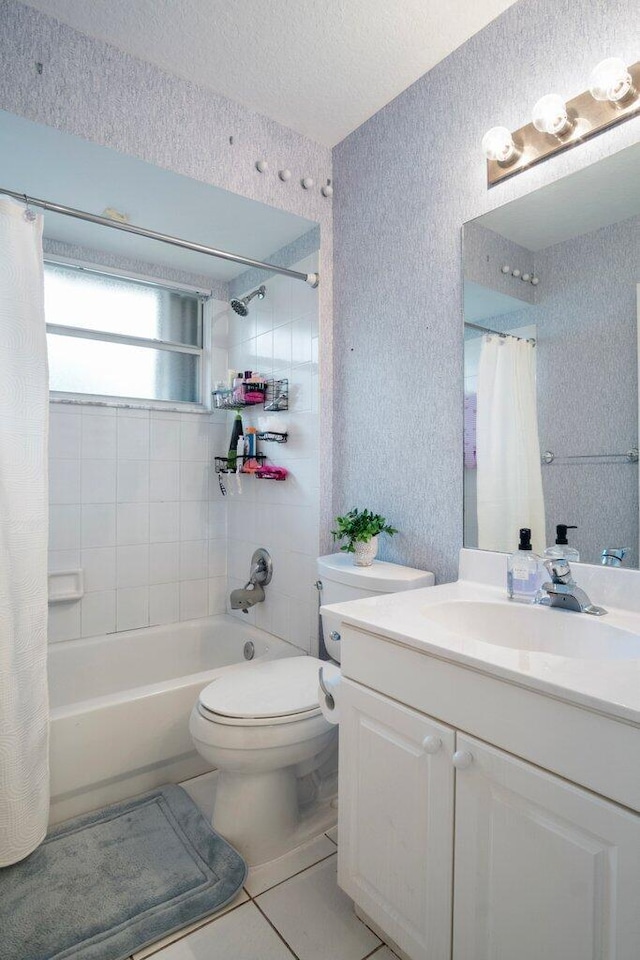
[48,402,228,642]
[224,253,320,654]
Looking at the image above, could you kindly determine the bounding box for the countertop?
[323,578,640,726]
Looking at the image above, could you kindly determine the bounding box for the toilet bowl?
[190,555,434,865]
[190,656,336,865]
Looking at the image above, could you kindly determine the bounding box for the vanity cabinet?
[339,675,640,960]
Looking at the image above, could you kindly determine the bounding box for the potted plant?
[331,508,398,567]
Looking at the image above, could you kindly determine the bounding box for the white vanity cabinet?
[339,658,640,960]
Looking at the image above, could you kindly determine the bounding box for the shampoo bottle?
[507,528,543,603]
[545,524,579,562]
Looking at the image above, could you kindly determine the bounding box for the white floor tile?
[131,888,249,959]
[147,901,294,959]
[326,825,338,845]
[257,856,380,960]
[245,834,337,897]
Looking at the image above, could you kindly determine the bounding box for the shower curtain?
[476,335,546,555]
[0,197,50,866]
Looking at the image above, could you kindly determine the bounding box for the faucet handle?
[601,548,628,567]
[544,558,574,584]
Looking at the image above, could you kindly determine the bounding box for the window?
[44,261,206,405]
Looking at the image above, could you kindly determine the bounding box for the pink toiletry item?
[255,466,288,481]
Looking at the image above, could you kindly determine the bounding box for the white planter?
[353,536,379,567]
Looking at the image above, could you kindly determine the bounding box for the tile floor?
[128,777,398,960]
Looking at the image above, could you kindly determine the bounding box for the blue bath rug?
[0,784,247,960]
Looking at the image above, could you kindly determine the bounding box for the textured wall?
[333,0,640,582]
[0,0,335,548]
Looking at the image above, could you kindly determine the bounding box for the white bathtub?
[48,615,301,824]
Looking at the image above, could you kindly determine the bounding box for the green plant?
[331,508,398,553]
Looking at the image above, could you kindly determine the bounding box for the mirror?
[463,141,640,568]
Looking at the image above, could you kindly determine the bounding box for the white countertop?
[323,561,640,726]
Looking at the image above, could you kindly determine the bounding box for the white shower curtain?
[476,335,546,555]
[0,197,50,866]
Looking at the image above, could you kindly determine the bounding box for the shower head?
[230,285,266,317]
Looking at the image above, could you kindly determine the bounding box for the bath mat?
[0,784,247,960]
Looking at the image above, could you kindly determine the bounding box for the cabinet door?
[338,678,455,960]
[453,734,640,960]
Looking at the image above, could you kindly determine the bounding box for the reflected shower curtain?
[0,197,49,865]
[476,336,546,555]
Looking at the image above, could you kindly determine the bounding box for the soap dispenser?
[507,528,543,603]
[545,524,579,562]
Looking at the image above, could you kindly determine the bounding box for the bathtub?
[48,615,302,824]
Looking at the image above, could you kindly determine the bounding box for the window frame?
[44,254,213,412]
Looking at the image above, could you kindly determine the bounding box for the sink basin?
[421,600,640,660]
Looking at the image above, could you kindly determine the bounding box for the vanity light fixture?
[589,58,636,103]
[481,126,519,165]
[483,57,640,186]
[532,94,571,137]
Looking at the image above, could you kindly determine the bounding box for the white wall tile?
[208,539,226,577]
[48,549,80,574]
[49,505,81,551]
[81,547,116,592]
[117,417,150,459]
[117,460,150,502]
[116,586,149,631]
[150,460,180,501]
[117,544,150,588]
[49,459,80,504]
[273,323,292,367]
[149,541,179,584]
[180,501,208,541]
[116,503,149,545]
[180,539,208,581]
[50,412,81,459]
[180,420,209,461]
[48,601,81,643]
[180,462,208,501]
[81,459,116,503]
[81,590,116,637]
[81,414,116,459]
[149,582,179,625]
[208,577,227,615]
[149,502,180,543]
[208,501,226,539]
[81,504,116,549]
[150,419,180,460]
[179,579,208,620]
[291,316,313,365]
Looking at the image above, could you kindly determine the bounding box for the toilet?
[189,553,433,865]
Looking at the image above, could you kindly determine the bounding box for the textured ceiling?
[22,0,518,146]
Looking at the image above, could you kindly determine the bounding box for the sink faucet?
[601,547,628,567]
[539,559,607,616]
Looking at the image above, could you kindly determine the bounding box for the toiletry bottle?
[227,411,243,471]
[507,528,543,603]
[545,524,579,562]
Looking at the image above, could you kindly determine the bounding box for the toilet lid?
[199,656,323,720]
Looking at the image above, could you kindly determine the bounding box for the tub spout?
[230,582,265,613]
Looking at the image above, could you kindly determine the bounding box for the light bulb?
[532,94,571,136]
[589,57,634,102]
[481,126,518,164]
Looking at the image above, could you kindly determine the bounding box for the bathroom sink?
[421,600,640,660]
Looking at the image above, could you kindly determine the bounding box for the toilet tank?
[317,554,434,662]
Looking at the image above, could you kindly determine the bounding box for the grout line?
[253,900,301,960]
[130,895,249,959]
[248,849,337,898]
[324,829,337,846]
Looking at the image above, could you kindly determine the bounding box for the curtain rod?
[464,320,535,344]
[0,187,319,287]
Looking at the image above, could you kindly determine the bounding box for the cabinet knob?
[452,750,473,770]
[422,735,442,755]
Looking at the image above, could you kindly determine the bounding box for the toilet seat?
[198,656,324,727]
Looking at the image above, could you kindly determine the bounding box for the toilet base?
[212,767,337,866]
